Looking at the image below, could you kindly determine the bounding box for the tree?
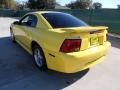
[117,5,120,9]
[0,0,17,10]
[27,0,55,9]
[93,2,102,9]
[16,1,28,10]
[66,0,92,9]
[0,0,6,8]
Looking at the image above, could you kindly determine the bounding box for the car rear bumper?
[46,41,111,73]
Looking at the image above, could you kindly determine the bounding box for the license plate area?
[90,37,99,46]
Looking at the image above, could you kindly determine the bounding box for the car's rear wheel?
[33,45,47,70]
[10,29,16,42]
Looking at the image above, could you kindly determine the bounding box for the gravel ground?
[0,17,120,90]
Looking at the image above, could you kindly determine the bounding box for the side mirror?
[13,21,19,25]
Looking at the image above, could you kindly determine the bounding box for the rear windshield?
[42,12,88,28]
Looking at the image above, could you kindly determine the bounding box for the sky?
[17,0,119,8]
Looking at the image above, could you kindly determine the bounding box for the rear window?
[42,12,88,28]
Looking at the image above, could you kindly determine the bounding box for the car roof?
[30,11,64,15]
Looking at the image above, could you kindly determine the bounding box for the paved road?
[0,18,120,90]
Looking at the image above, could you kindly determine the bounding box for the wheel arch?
[31,40,48,69]
[31,40,44,54]
[31,41,39,50]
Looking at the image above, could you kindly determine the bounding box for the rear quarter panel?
[31,13,68,53]
[34,29,68,52]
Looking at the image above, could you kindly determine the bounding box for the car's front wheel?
[33,45,47,70]
[10,29,16,42]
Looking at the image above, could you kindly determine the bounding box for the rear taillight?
[60,39,81,53]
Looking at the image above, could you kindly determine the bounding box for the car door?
[13,15,30,45]
[11,16,29,43]
[19,14,38,50]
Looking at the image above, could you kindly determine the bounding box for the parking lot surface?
[0,17,120,90]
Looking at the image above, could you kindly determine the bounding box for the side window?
[20,15,38,27]
[20,16,29,26]
[29,15,38,27]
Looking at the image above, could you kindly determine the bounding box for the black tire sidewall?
[10,29,16,42]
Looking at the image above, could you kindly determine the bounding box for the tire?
[33,45,47,70]
[10,29,16,43]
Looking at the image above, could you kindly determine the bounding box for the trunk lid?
[57,26,108,51]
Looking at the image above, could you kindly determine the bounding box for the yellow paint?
[11,11,111,73]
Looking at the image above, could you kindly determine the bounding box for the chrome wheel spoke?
[34,48,43,67]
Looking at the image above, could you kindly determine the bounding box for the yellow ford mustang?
[10,11,111,73]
